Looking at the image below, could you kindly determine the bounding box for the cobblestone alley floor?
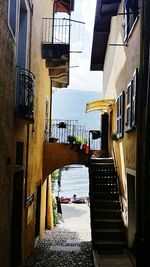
[22,203,94,267]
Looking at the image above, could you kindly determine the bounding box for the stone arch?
[43,142,88,181]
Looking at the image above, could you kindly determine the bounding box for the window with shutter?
[123,0,139,40]
[125,69,138,132]
[126,82,132,129]
[8,0,17,38]
[117,92,125,138]
[131,69,137,127]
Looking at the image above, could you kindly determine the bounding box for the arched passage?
[43,142,89,180]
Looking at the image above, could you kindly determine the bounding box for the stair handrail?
[112,142,124,212]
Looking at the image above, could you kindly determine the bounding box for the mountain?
[52,89,102,131]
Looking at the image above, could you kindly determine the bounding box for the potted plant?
[57,121,67,128]
[75,136,82,150]
[67,135,76,145]
[111,131,117,141]
[82,137,89,154]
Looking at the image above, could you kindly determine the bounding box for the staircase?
[89,158,126,254]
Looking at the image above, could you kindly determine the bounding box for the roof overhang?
[86,99,115,113]
[90,0,120,71]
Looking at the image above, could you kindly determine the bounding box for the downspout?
[25,4,34,201]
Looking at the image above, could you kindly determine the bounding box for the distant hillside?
[52,89,102,131]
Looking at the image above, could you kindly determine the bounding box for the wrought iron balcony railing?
[42,18,70,45]
[44,119,101,150]
[15,66,35,123]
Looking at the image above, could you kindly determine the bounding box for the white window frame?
[123,0,139,41]
[125,69,138,132]
[117,91,125,139]
[8,0,18,40]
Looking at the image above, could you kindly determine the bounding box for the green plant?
[52,196,59,226]
[111,131,117,141]
[51,170,59,192]
[82,137,88,144]
[67,135,76,144]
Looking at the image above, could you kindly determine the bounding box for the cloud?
[68,0,102,92]
[68,58,103,92]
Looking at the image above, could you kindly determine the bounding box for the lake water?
[54,165,89,198]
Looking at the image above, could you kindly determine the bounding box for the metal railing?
[16,66,35,122]
[48,119,88,144]
[42,18,70,44]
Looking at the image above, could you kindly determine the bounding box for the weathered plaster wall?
[102,2,140,239]
[103,2,140,177]
[0,0,16,266]
[22,0,54,261]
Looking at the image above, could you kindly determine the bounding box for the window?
[125,69,138,131]
[117,91,125,138]
[8,0,17,37]
[124,0,139,40]
[126,82,132,129]
[132,70,137,127]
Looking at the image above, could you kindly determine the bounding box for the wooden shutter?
[131,69,138,127]
[117,91,125,138]
[126,82,132,129]
[120,91,125,138]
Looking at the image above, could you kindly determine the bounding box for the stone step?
[91,158,114,164]
[91,164,115,171]
[91,169,117,176]
[93,240,126,255]
[92,219,123,230]
[92,229,125,242]
[92,199,121,209]
[91,184,118,193]
[91,209,121,219]
[91,192,119,201]
[91,176,118,182]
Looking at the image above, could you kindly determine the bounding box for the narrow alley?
[20,203,94,267]
[20,202,134,267]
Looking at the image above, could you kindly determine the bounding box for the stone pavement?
[21,203,94,267]
[21,203,135,267]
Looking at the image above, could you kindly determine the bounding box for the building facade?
[88,0,144,261]
[0,0,55,266]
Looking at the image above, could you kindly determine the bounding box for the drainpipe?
[25,4,34,201]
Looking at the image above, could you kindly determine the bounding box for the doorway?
[101,113,109,153]
[11,171,24,267]
[127,173,136,252]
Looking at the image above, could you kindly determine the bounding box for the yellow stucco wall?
[0,0,54,265]
[103,2,140,228]
[21,0,54,261]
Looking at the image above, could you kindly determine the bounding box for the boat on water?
[60,197,71,204]
[72,197,86,204]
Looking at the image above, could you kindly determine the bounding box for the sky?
[67,0,103,92]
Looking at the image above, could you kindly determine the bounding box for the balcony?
[42,18,70,88]
[15,67,35,123]
[43,119,89,179]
